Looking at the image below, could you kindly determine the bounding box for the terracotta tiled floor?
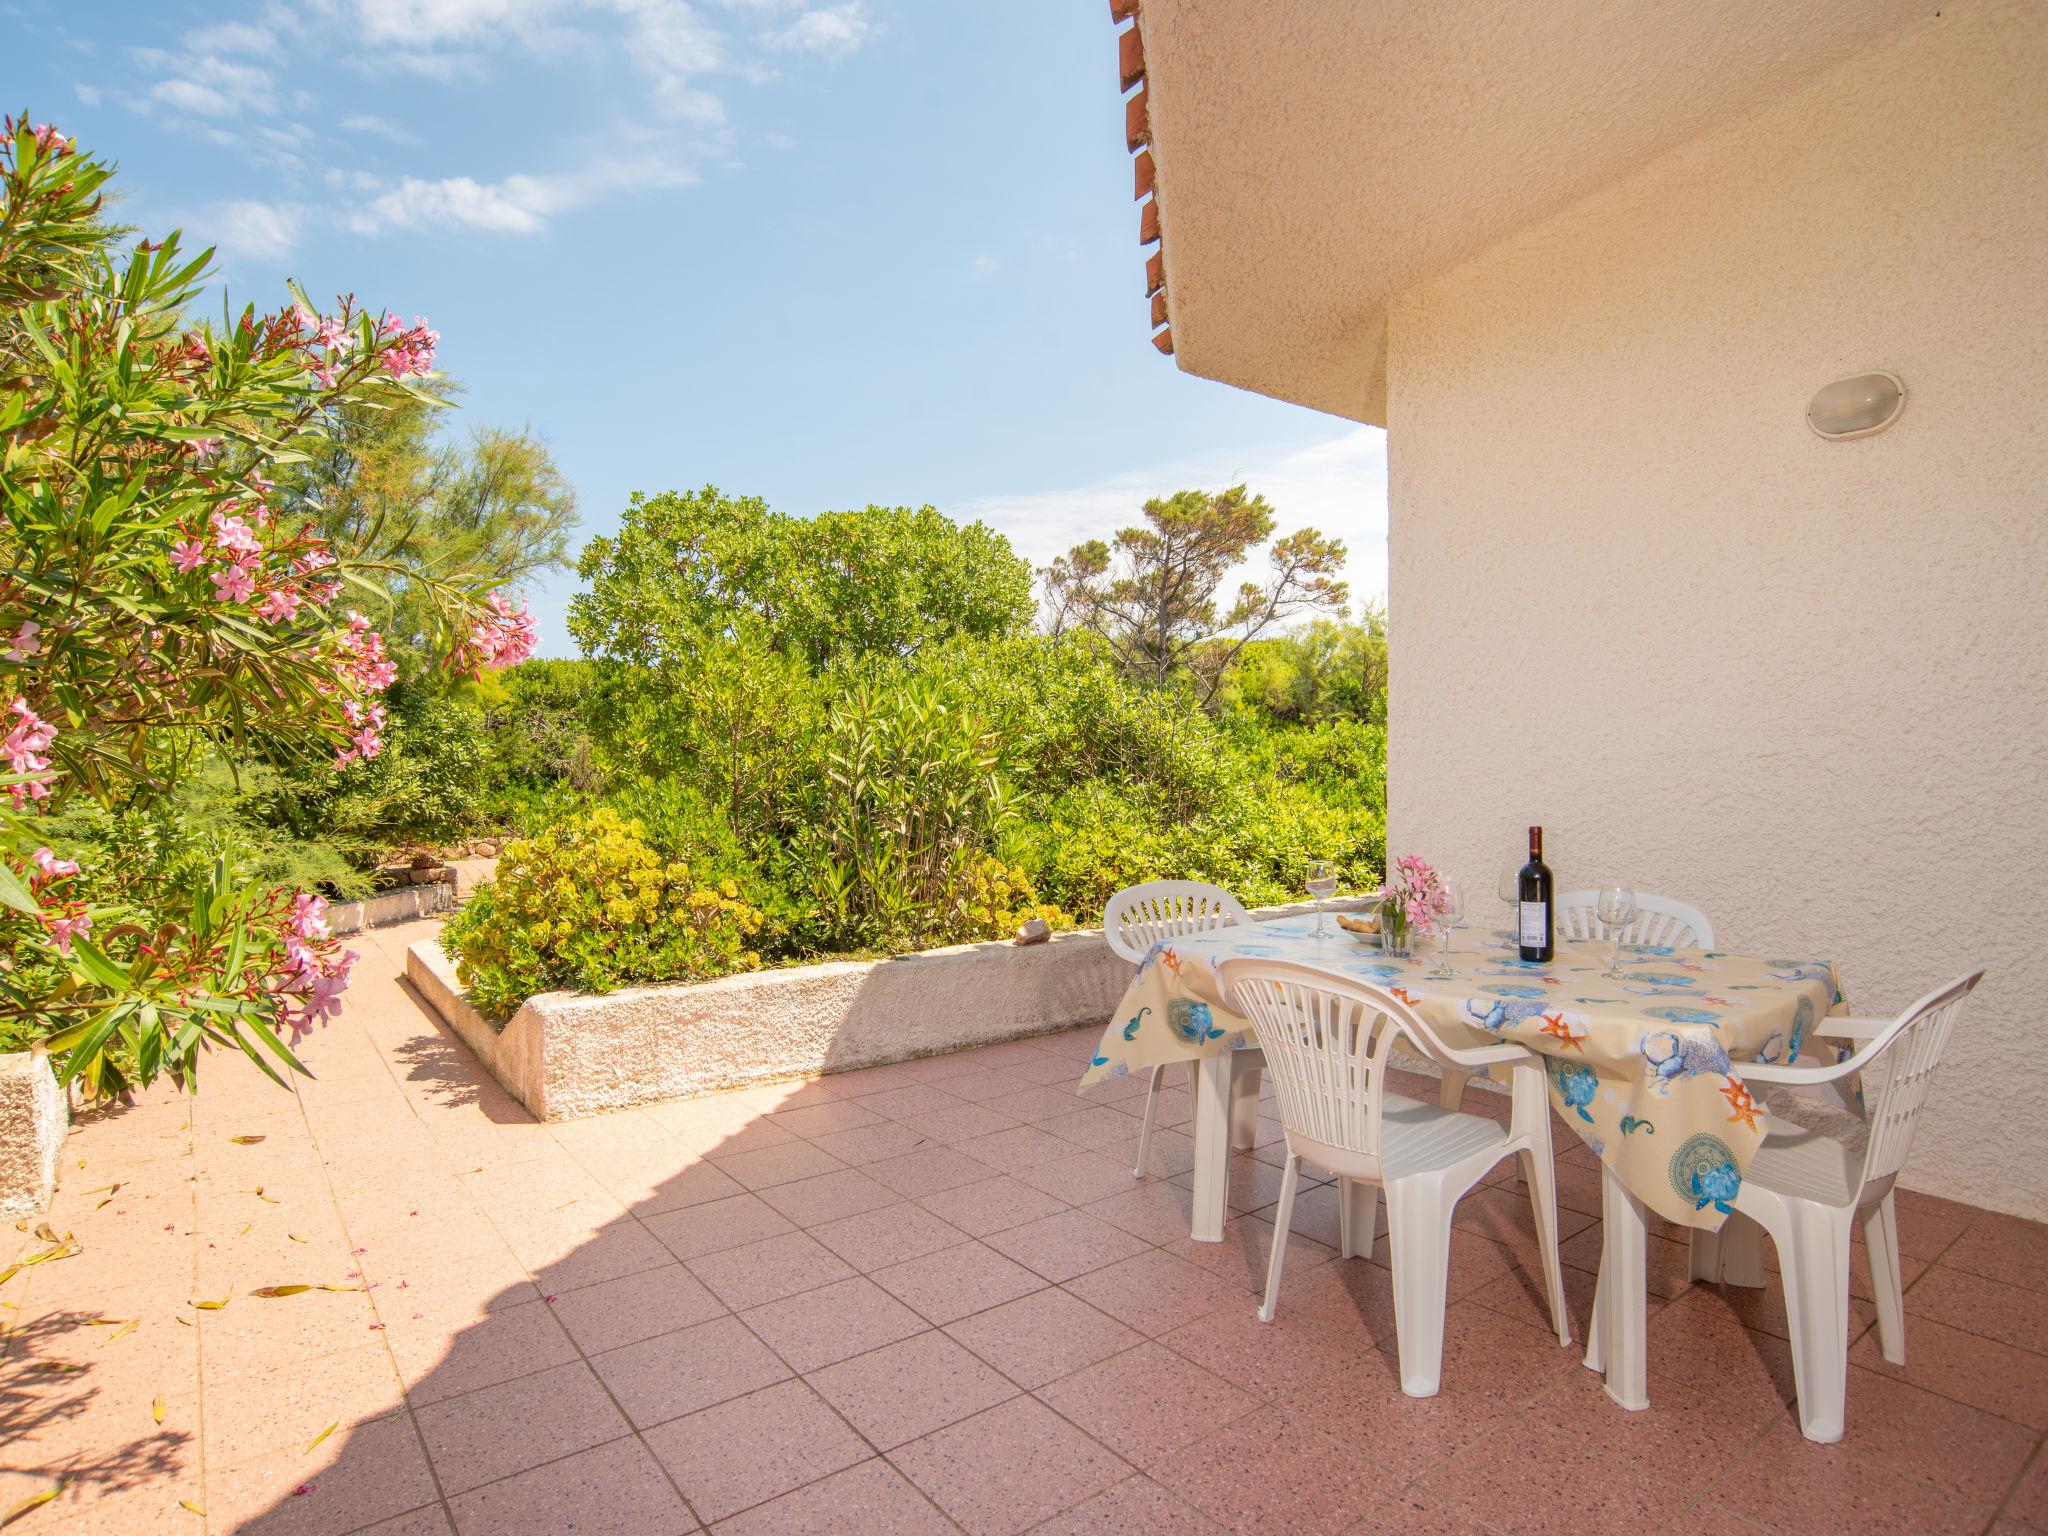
[4,916,2046,1535]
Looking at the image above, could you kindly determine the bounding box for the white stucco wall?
[1385,0,2048,1218]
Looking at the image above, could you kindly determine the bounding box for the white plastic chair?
[1103,881,1263,1178]
[1555,890,1716,950]
[1684,971,1982,1442]
[1216,958,1571,1397]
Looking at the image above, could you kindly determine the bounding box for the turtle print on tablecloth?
[1546,1057,1599,1122]
[1167,997,1221,1044]
[1670,1132,1742,1215]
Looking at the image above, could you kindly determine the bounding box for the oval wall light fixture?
[1808,371,1905,440]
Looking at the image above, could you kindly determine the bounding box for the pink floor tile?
[914,1175,1069,1237]
[754,1167,899,1227]
[1418,1421,1697,1536]
[892,1395,1130,1536]
[738,1274,927,1371]
[384,1297,579,1404]
[981,1207,1152,1283]
[684,1230,856,1310]
[1028,1475,1225,1535]
[806,1329,1019,1448]
[641,1193,795,1262]
[708,1459,957,1535]
[1061,1246,1251,1336]
[953,1124,1078,1170]
[545,1262,728,1355]
[1037,1341,1259,1467]
[871,1240,1048,1325]
[412,1360,630,1494]
[447,1436,697,1535]
[943,1286,1139,1389]
[864,1146,1002,1199]
[710,1141,849,1191]
[1714,1420,1985,1535]
[1847,1311,2048,1429]
[643,1379,870,1524]
[807,1200,969,1272]
[1150,1405,1390,1536]
[1015,1149,1148,1205]
[1936,1211,2048,1294]
[1906,1264,2048,1354]
[766,1099,886,1139]
[205,1410,441,1536]
[587,1314,791,1428]
[806,1121,936,1167]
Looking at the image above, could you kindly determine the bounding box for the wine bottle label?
[1519,901,1547,948]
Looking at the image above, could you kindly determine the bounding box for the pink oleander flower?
[336,613,398,693]
[289,892,331,942]
[211,564,257,604]
[170,539,208,574]
[1380,853,1451,937]
[315,314,352,351]
[378,315,438,380]
[4,620,39,662]
[310,362,337,390]
[31,847,80,880]
[3,697,57,806]
[453,592,539,675]
[308,580,341,606]
[30,123,69,155]
[209,510,262,558]
[293,546,335,574]
[334,698,387,767]
[255,587,303,624]
[43,911,91,956]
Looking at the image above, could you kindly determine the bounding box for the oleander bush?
[441,808,764,1018]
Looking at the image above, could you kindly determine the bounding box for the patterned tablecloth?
[1079,915,1849,1231]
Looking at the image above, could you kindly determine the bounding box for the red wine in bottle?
[1518,825,1554,962]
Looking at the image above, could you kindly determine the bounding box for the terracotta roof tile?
[1139,198,1160,245]
[1133,148,1155,199]
[1124,85,1149,152]
[1150,290,1169,329]
[1118,21,1146,92]
[1151,327,1174,354]
[1109,0,1139,21]
[1145,250,1164,297]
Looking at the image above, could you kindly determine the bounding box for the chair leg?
[1438,1068,1471,1111]
[1337,1177,1379,1261]
[1720,1212,1766,1287]
[1776,1201,1854,1443]
[1518,1148,1571,1348]
[1860,1193,1907,1365]
[1259,1152,1301,1324]
[1384,1179,1454,1397]
[1132,1065,1163,1179]
[1228,1059,1261,1151]
[1687,1227,1722,1284]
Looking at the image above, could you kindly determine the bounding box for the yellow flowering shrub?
[443,808,763,1020]
[950,855,1069,943]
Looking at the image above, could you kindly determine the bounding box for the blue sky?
[3,0,1387,656]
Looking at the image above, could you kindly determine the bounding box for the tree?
[570,486,1034,672]
[0,116,534,1094]
[1040,485,1348,704]
[271,390,577,661]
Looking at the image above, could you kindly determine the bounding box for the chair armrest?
[1814,1016,1889,1040]
[1739,1059,1859,1086]
[1449,1042,1538,1070]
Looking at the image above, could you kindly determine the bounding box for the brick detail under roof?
[1118,21,1146,91]
[1123,85,1149,152]
[1112,0,1170,354]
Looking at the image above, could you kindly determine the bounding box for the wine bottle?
[1517,825,1554,963]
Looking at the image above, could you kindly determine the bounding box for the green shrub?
[441,808,764,1019]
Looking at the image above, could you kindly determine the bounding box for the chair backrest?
[1215,958,1488,1162]
[1102,880,1251,965]
[1556,889,1715,950]
[1854,972,1982,1191]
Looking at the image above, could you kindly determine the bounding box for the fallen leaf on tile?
[305,1419,338,1453]
[229,1135,267,1145]
[251,1285,312,1298]
[244,1188,280,1205]
[103,1320,138,1344]
[1,1482,63,1526]
[152,1395,165,1424]
[189,1297,228,1310]
[288,1233,306,1243]
[179,1499,204,1516]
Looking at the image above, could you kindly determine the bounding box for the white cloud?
[74,83,102,106]
[186,20,276,53]
[972,253,1000,275]
[340,151,698,236]
[208,199,307,261]
[346,0,561,47]
[339,112,422,143]
[766,2,868,56]
[134,49,277,119]
[956,426,1391,612]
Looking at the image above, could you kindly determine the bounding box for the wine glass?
[1597,886,1638,978]
[1427,882,1467,979]
[1306,859,1337,939]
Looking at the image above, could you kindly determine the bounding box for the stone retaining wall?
[0,1051,67,1219]
[406,898,1368,1120]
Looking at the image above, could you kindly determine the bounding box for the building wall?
[1386,0,2048,1217]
